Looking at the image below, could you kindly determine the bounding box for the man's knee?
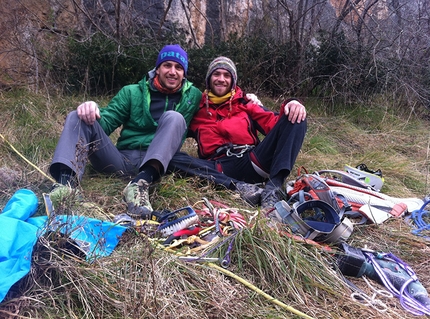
[159,110,186,128]
[279,115,307,133]
[65,110,80,124]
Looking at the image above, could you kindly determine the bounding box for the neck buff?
[152,74,182,94]
[205,89,235,118]
[207,90,232,104]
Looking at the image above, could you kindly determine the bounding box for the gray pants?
[49,110,187,182]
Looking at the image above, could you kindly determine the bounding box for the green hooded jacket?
[98,75,202,150]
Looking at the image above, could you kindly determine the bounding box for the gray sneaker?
[123,179,153,218]
[261,188,282,212]
[235,182,264,206]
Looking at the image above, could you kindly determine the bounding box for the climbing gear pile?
[286,166,423,225]
[115,197,252,268]
[112,163,430,317]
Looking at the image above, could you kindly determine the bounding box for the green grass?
[0,90,429,318]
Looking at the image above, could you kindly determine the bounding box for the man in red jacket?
[168,57,307,212]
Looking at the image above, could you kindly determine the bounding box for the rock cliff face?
[0,0,81,89]
[95,0,266,46]
[165,0,264,47]
[329,0,388,23]
[0,0,387,89]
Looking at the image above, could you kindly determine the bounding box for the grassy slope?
[0,91,429,319]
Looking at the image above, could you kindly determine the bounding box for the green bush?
[44,29,430,115]
[63,33,158,95]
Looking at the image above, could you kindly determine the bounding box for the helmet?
[324,216,353,243]
[274,200,353,244]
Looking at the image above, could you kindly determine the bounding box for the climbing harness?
[212,143,255,159]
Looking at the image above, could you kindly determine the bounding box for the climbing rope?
[410,199,430,240]
[0,133,55,183]
[206,262,315,319]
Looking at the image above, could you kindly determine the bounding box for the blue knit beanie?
[156,44,188,75]
[205,57,237,89]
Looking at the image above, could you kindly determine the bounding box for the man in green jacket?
[49,44,202,218]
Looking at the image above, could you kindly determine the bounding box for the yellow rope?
[0,133,55,183]
[206,262,315,319]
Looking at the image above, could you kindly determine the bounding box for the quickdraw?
[220,233,237,268]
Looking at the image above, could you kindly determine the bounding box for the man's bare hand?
[246,93,262,105]
[284,100,306,123]
[76,101,100,125]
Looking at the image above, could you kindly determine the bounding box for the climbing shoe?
[123,179,153,218]
[235,182,264,206]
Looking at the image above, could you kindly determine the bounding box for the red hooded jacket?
[189,87,284,159]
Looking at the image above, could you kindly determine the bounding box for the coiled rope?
[410,199,430,240]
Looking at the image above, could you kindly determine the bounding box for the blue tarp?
[0,189,127,303]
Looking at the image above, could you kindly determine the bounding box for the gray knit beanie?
[205,57,237,89]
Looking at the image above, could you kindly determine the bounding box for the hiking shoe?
[123,179,153,218]
[49,183,80,204]
[50,182,73,197]
[235,182,264,206]
[261,188,282,213]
